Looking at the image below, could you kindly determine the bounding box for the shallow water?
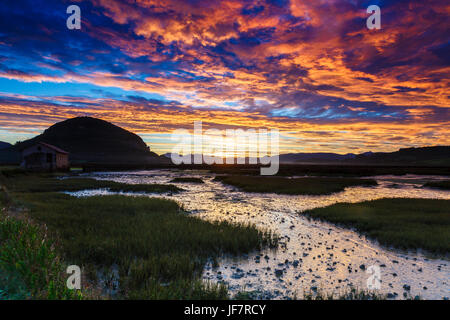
[68,170,450,300]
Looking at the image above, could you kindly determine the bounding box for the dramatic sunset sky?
[0,0,448,154]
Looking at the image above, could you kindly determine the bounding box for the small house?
[20,142,69,171]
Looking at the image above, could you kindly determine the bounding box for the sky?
[0,0,448,155]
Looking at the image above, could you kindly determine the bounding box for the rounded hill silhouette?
[16,117,164,165]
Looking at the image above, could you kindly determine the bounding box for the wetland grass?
[301,288,389,300]
[233,288,388,300]
[302,198,450,255]
[0,170,277,299]
[0,188,83,299]
[214,175,377,195]
[13,193,277,299]
[5,175,182,194]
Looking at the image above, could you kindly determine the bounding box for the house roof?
[36,142,69,154]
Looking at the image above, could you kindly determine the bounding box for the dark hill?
[279,152,356,163]
[277,147,449,166]
[349,146,450,165]
[0,141,11,150]
[15,117,166,165]
[0,141,19,164]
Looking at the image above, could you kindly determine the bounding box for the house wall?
[56,153,69,169]
[22,144,55,158]
[21,144,69,170]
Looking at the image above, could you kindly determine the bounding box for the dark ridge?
[0,141,19,165]
[0,141,12,150]
[349,146,450,166]
[279,146,450,166]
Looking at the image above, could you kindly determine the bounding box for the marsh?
[69,170,450,300]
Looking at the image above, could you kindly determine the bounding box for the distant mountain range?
[279,147,450,165]
[165,146,450,166]
[346,146,450,166]
[163,152,359,163]
[278,152,358,163]
[1,117,448,166]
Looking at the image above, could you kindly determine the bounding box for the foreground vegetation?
[302,288,390,300]
[423,180,450,190]
[16,193,276,299]
[303,198,450,255]
[0,169,277,299]
[215,175,377,195]
[0,186,85,299]
[234,287,389,300]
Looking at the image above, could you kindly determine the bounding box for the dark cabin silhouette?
[20,142,69,171]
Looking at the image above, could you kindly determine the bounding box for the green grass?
[0,171,277,299]
[0,268,30,300]
[5,175,182,194]
[0,186,83,299]
[214,175,377,195]
[0,214,83,299]
[12,193,276,299]
[302,287,388,300]
[302,198,450,255]
[170,177,204,184]
[423,180,450,190]
[0,166,27,178]
[233,288,388,300]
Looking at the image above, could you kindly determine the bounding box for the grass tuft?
[0,202,84,299]
[302,198,450,255]
[214,175,377,195]
[302,287,388,300]
[5,176,182,194]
